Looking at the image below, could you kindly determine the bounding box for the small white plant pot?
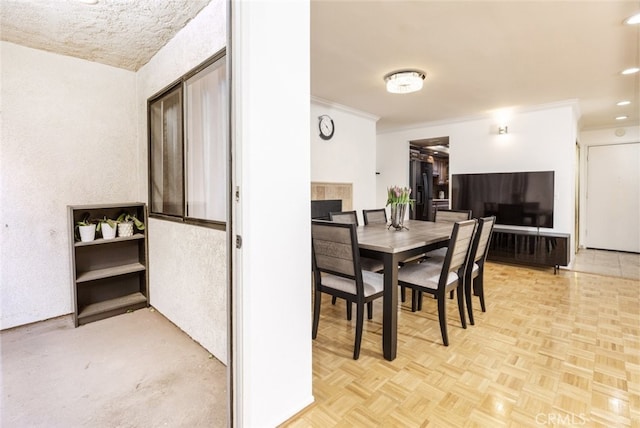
[101,222,117,240]
[118,221,134,237]
[78,224,96,242]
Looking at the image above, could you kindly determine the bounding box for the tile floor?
[570,247,640,280]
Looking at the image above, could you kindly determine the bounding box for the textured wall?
[136,0,228,362]
[147,219,227,363]
[0,41,137,329]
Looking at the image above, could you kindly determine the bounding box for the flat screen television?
[451,171,554,228]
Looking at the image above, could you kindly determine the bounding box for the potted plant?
[116,212,145,237]
[75,213,96,242]
[96,216,118,240]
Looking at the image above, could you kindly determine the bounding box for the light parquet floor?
[281,261,640,428]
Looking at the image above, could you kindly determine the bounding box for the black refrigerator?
[409,159,434,221]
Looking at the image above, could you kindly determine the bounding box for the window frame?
[147,49,228,231]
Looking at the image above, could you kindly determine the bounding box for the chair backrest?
[435,208,472,223]
[362,208,387,225]
[329,210,359,226]
[471,216,496,264]
[311,220,364,293]
[439,219,477,285]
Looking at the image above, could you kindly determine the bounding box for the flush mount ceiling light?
[621,67,640,75]
[384,70,426,94]
[616,115,628,120]
[617,100,631,106]
[624,12,640,25]
[77,0,99,4]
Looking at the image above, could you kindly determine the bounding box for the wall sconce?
[498,125,508,135]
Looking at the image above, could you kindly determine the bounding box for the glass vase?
[389,203,408,230]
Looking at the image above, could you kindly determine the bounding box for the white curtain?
[185,58,227,222]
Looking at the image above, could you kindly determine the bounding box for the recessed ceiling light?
[615,115,628,120]
[624,12,640,25]
[621,67,639,75]
[77,0,98,4]
[617,100,631,106]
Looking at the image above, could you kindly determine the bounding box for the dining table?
[356,219,454,361]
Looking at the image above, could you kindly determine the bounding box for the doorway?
[585,142,640,253]
[409,136,450,221]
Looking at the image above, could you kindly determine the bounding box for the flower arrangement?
[386,185,415,207]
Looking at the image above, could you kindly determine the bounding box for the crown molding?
[311,96,380,122]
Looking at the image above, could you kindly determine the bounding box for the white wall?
[377,102,578,259]
[232,1,313,425]
[311,99,379,224]
[136,0,228,363]
[577,125,640,248]
[0,42,137,329]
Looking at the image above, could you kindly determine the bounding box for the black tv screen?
[452,171,554,228]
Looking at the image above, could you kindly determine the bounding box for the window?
[148,51,227,226]
[150,85,184,217]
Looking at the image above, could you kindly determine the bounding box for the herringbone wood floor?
[281,262,640,427]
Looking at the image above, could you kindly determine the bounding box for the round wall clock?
[318,115,335,140]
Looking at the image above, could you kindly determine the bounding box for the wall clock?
[318,115,335,140]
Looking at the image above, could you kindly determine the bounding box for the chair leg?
[346,300,352,321]
[353,302,365,359]
[331,296,337,305]
[457,283,467,329]
[401,285,406,303]
[367,301,373,320]
[312,290,322,339]
[465,276,474,326]
[437,293,449,346]
[475,275,486,312]
[417,291,423,311]
[449,290,454,299]
[411,289,419,312]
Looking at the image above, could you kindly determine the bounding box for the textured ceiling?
[0,0,210,71]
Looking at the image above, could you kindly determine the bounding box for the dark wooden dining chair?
[329,210,359,225]
[311,220,384,359]
[362,208,387,225]
[421,208,474,259]
[434,208,472,223]
[328,210,384,313]
[328,210,383,273]
[397,219,477,346]
[463,216,496,325]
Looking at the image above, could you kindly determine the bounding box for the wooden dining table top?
[356,219,454,254]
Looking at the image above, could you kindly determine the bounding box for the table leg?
[382,253,398,361]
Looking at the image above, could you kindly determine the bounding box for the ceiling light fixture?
[77,0,99,4]
[617,100,631,106]
[384,70,426,94]
[624,12,640,25]
[621,67,640,75]
[616,115,628,120]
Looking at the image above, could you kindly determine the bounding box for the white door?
[586,143,640,252]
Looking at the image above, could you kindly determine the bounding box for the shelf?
[76,263,146,283]
[77,292,147,322]
[69,203,148,327]
[75,233,145,247]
